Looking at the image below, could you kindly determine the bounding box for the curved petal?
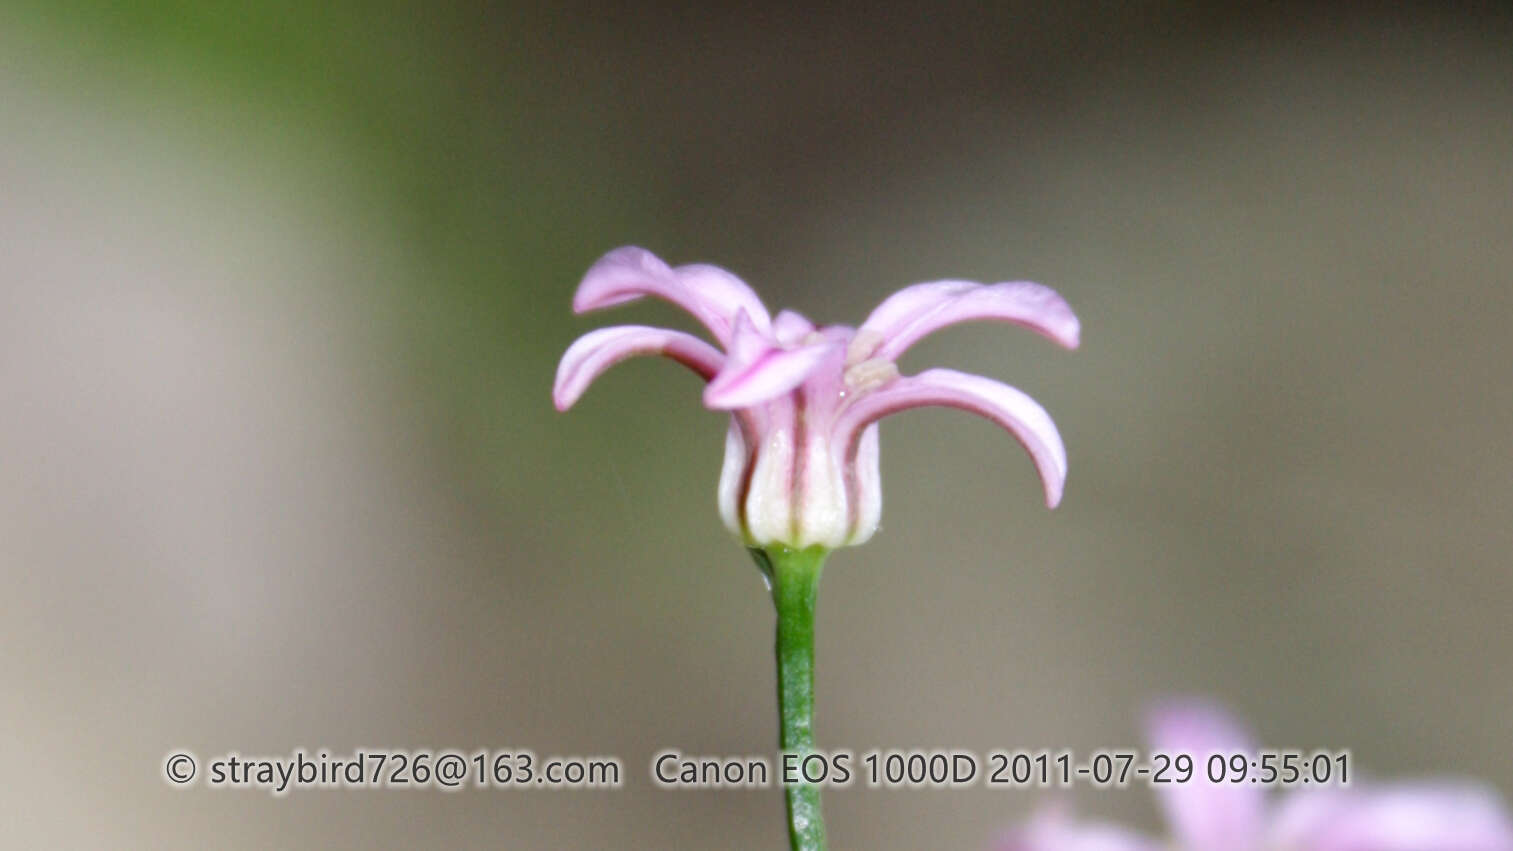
[704,340,837,410]
[858,280,1080,362]
[1146,700,1265,851]
[673,262,775,334]
[772,309,816,347]
[845,423,882,546]
[704,311,838,410]
[832,368,1068,507]
[716,417,750,539]
[553,325,724,411]
[1269,783,1513,851]
[995,808,1161,851]
[572,246,771,345]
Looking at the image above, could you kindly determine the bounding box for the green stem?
[753,545,829,851]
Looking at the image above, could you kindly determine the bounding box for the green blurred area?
[8,0,687,518]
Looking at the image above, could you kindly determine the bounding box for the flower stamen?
[842,358,899,394]
[845,329,885,366]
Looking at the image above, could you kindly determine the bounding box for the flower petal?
[572,246,772,345]
[858,280,1080,362]
[1146,700,1265,851]
[1269,783,1513,851]
[703,340,837,410]
[673,262,775,334]
[995,808,1161,851]
[553,325,724,411]
[703,311,838,410]
[772,309,816,347]
[716,417,750,539]
[846,423,882,546]
[832,368,1068,507]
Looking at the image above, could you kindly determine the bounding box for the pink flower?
[553,246,1080,549]
[996,701,1513,851]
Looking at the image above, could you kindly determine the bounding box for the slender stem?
[754,545,829,851]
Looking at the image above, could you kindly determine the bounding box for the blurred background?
[3,1,1511,847]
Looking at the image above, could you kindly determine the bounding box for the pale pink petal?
[716,418,749,539]
[674,262,774,331]
[553,325,724,411]
[1269,783,1513,851]
[1146,700,1265,851]
[724,309,774,364]
[703,340,837,410]
[572,246,771,345]
[703,311,838,410]
[772,309,816,346]
[846,423,882,546]
[995,808,1161,851]
[832,368,1068,507]
[858,280,1080,361]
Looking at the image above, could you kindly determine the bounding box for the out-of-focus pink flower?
[996,807,1161,851]
[996,701,1513,851]
[554,246,1080,549]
